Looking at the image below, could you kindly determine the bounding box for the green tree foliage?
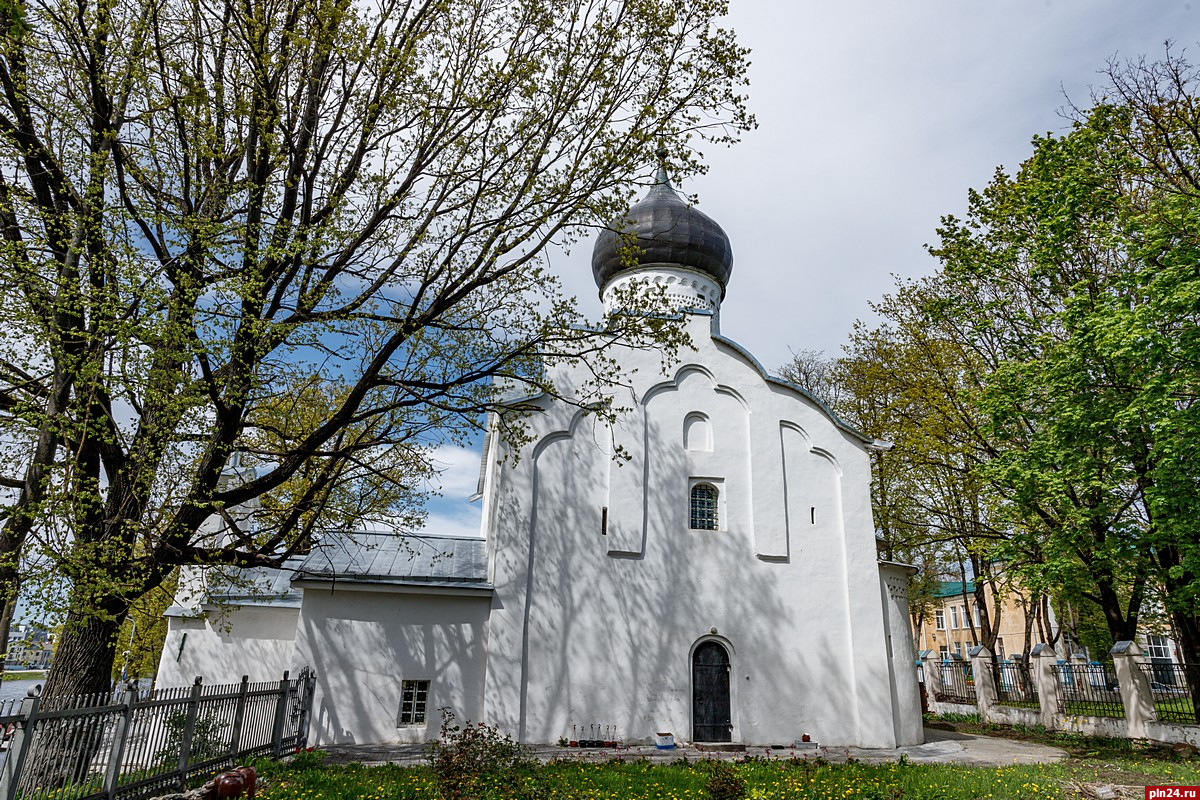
[112,571,176,683]
[831,51,1199,668]
[0,0,752,699]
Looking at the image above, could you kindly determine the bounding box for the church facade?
[156,169,923,749]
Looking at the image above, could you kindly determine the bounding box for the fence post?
[296,668,315,751]
[969,645,997,721]
[0,687,42,800]
[229,675,250,756]
[176,676,204,789]
[270,670,291,757]
[1031,643,1060,730]
[1111,640,1154,739]
[102,683,136,800]
[920,650,943,710]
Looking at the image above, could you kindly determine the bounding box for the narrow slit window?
[398,679,430,725]
[690,484,718,530]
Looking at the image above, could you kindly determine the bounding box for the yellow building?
[912,581,1044,661]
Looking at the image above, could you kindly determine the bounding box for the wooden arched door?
[692,641,732,742]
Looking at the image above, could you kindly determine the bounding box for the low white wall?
[1146,721,1200,747]
[292,585,490,746]
[1054,713,1127,739]
[983,705,1041,728]
[156,606,299,687]
[926,700,977,717]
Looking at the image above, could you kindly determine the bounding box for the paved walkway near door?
[320,727,1067,769]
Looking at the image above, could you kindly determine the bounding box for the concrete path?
[321,727,1067,769]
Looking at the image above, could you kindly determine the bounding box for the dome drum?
[601,266,722,316]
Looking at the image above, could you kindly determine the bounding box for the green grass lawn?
[252,750,1200,800]
[1154,698,1197,724]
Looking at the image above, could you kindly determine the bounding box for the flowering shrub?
[428,708,536,800]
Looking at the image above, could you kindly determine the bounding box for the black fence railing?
[1141,662,1200,725]
[0,668,315,800]
[932,660,976,705]
[1056,662,1124,719]
[995,660,1039,709]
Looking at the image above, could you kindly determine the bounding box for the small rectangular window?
[972,603,981,628]
[949,606,959,629]
[689,483,718,530]
[397,679,430,726]
[934,609,945,631]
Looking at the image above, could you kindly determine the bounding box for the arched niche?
[683,412,713,452]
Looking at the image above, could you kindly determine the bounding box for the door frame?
[689,634,739,743]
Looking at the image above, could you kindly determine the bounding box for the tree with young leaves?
[0,0,752,700]
[854,51,1200,677]
[839,308,1017,657]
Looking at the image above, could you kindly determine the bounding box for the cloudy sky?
[425,0,1198,538]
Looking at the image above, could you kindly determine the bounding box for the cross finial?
[654,147,671,187]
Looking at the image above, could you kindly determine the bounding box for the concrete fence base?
[919,642,1200,747]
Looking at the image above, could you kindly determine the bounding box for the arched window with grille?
[689,483,718,530]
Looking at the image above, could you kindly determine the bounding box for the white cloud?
[426,443,485,500]
[420,501,484,539]
[414,442,485,538]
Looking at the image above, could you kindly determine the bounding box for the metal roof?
[164,560,306,617]
[207,564,302,602]
[935,580,976,598]
[292,532,489,588]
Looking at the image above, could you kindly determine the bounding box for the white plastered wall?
[482,311,914,747]
[291,585,490,745]
[156,605,299,687]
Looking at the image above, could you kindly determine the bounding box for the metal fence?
[1141,662,1200,724]
[1056,662,1124,718]
[995,660,1039,709]
[932,660,977,705]
[0,668,314,800]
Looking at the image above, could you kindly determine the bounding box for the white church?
[156,168,924,749]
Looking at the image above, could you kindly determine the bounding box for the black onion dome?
[591,167,733,295]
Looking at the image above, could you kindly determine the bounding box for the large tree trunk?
[1092,560,1143,647]
[1022,592,1037,658]
[24,607,126,790]
[1169,612,1200,725]
[43,605,126,699]
[1165,593,1200,724]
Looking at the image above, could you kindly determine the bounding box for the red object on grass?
[235,766,257,798]
[214,772,245,798]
